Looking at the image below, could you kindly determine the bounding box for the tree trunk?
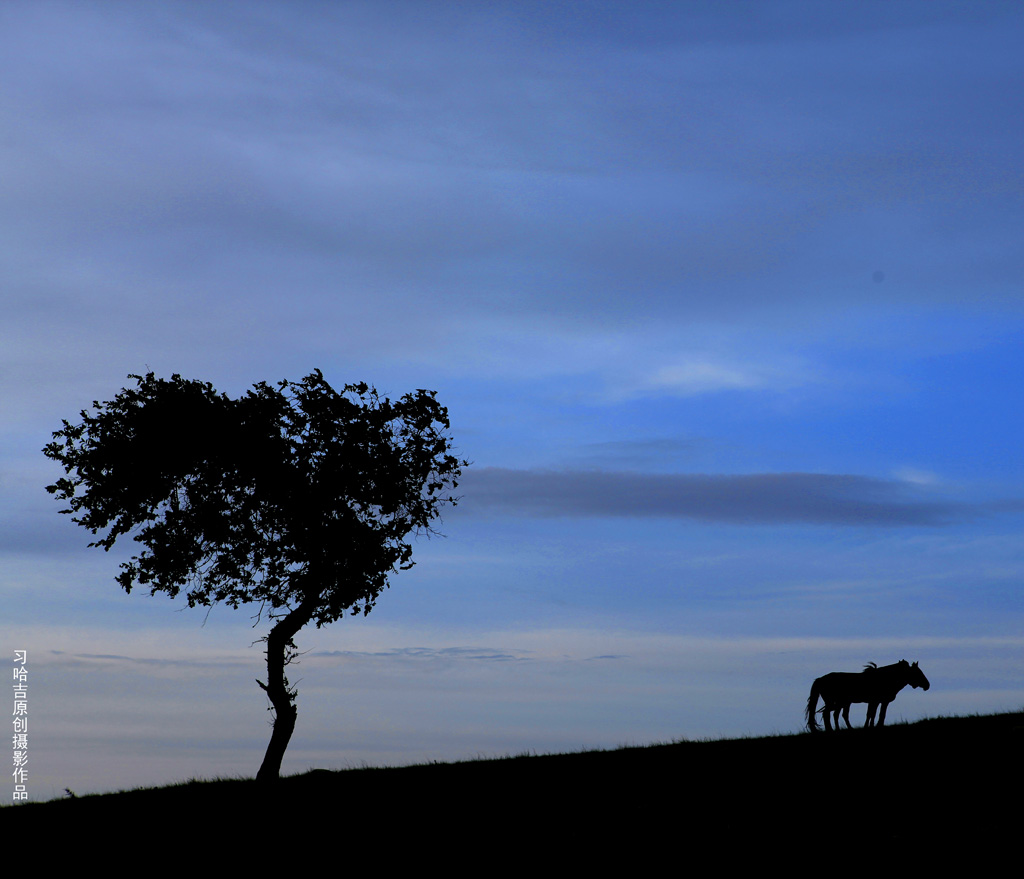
[256,694,297,783]
[255,598,316,783]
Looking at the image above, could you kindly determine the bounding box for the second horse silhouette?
[805,659,930,732]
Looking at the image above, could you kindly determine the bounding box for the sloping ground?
[6,711,1020,861]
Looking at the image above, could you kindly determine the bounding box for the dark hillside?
[6,711,1019,860]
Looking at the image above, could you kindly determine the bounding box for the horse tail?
[806,678,822,732]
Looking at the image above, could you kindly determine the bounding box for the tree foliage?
[44,369,466,779]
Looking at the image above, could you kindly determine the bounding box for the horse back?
[816,671,878,704]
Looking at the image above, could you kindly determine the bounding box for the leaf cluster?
[44,370,466,626]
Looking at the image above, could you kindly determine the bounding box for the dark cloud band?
[460,467,962,526]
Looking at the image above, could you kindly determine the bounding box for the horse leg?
[877,700,890,727]
[864,703,876,728]
[841,703,852,729]
[822,704,834,732]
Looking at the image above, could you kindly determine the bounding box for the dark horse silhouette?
[805,659,930,732]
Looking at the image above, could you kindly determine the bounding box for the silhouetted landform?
[806,659,931,731]
[4,711,1019,861]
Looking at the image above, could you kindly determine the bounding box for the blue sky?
[2,1,1023,801]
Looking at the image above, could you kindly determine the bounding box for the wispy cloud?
[312,645,529,663]
[612,353,814,399]
[892,467,944,487]
[460,467,966,526]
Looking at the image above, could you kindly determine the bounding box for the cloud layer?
[461,467,962,525]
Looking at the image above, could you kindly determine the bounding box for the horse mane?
[862,662,877,672]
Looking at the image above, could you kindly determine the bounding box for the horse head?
[908,660,930,690]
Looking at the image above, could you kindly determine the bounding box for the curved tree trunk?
[255,598,316,782]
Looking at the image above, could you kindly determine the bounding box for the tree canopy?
[44,369,466,779]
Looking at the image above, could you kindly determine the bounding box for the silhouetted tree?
[44,369,465,781]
